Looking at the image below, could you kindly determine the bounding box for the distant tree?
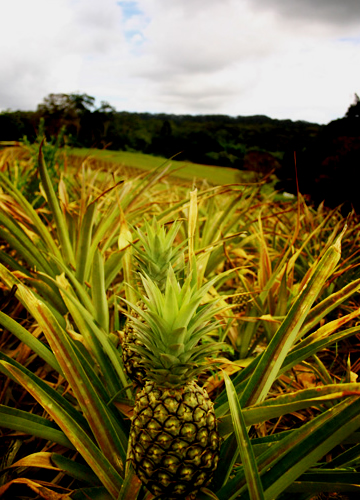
[150,120,176,157]
[345,93,360,120]
[83,101,116,148]
[36,93,95,140]
[276,95,360,213]
[0,110,37,141]
[160,120,172,137]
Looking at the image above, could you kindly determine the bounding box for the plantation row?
[1,143,360,499]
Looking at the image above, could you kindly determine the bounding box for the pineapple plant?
[132,217,184,289]
[4,147,360,500]
[126,268,227,499]
[121,218,185,385]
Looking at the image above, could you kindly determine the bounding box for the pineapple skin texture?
[121,317,147,386]
[129,380,220,498]
[231,287,251,314]
[121,303,147,386]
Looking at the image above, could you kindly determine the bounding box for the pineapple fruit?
[121,301,148,385]
[231,284,251,314]
[121,218,184,386]
[127,269,225,499]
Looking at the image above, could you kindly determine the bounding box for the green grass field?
[68,147,256,185]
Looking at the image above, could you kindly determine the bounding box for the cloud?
[114,0,359,120]
[1,0,125,110]
[136,1,281,74]
[250,0,360,27]
[1,0,359,123]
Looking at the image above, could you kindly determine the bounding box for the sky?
[1,0,360,124]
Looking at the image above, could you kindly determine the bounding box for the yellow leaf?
[188,188,198,274]
[259,314,281,323]
[0,477,70,500]
[118,206,132,251]
[8,452,59,471]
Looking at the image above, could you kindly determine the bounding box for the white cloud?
[137,1,280,74]
[232,37,360,122]
[1,0,359,123]
[1,0,125,109]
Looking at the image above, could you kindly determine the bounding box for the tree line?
[2,92,360,212]
[276,94,360,212]
[0,92,321,169]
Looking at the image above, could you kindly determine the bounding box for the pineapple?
[231,284,251,314]
[121,301,148,384]
[127,268,226,499]
[121,218,184,385]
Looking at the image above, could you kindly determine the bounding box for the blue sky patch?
[117,1,142,20]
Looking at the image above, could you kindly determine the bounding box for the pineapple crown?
[132,218,185,291]
[124,267,230,387]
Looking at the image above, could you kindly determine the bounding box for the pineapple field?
[1,140,360,500]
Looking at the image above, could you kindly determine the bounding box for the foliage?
[0,120,67,204]
[345,93,360,120]
[1,92,322,171]
[1,147,360,499]
[276,93,360,213]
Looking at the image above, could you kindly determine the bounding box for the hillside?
[0,93,322,172]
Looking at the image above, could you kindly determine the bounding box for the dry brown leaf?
[6,451,60,471]
[297,371,317,389]
[0,478,70,499]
